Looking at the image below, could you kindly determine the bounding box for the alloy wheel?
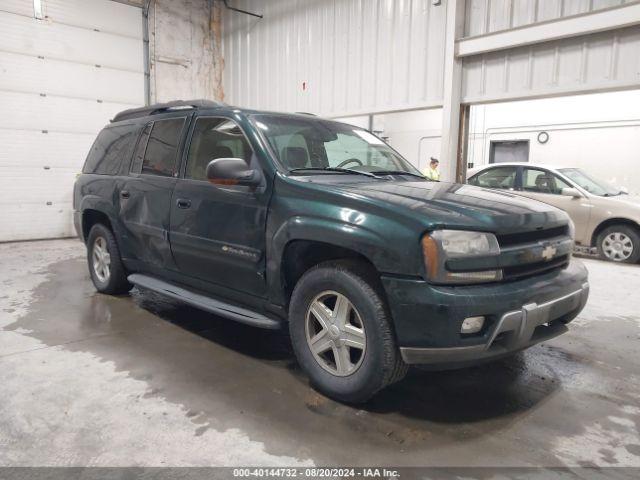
[305,290,366,377]
[92,236,111,282]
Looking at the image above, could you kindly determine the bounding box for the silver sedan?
[467,162,640,263]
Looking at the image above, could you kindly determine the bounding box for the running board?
[128,274,282,330]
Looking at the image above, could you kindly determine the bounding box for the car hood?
[601,193,640,207]
[326,179,569,233]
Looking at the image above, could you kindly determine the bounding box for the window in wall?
[489,140,529,164]
[141,118,186,177]
[522,168,571,194]
[185,118,254,181]
[469,167,516,189]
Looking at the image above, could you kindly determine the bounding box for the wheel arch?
[267,215,400,308]
[82,209,113,243]
[279,239,380,305]
[591,217,640,247]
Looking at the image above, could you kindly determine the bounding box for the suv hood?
[326,179,568,233]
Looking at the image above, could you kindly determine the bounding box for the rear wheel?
[289,260,407,403]
[597,225,640,264]
[87,223,132,294]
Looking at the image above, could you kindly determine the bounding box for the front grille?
[497,225,568,248]
[503,254,570,280]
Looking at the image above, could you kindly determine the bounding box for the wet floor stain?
[3,254,640,467]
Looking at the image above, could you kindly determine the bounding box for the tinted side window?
[130,123,152,174]
[141,118,186,177]
[185,118,253,181]
[470,167,516,189]
[83,125,138,175]
[522,168,571,194]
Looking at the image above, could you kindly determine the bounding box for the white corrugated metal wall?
[464,0,637,37]
[461,1,640,103]
[222,0,640,114]
[222,0,640,182]
[223,0,447,117]
[0,0,144,241]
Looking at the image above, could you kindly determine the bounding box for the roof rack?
[111,99,226,123]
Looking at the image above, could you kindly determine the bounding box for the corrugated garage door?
[0,0,144,241]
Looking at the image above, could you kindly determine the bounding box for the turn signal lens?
[421,234,439,279]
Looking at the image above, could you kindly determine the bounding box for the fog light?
[461,316,485,334]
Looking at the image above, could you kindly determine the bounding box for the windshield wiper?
[289,167,379,178]
[372,170,425,179]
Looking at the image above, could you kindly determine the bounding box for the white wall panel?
[43,0,142,38]
[0,10,143,72]
[0,0,34,16]
[0,203,75,242]
[223,0,446,117]
[0,128,94,168]
[0,91,137,134]
[463,0,635,37]
[0,168,77,204]
[0,1,144,241]
[0,51,144,103]
[462,25,640,103]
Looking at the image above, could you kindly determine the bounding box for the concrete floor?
[0,239,639,467]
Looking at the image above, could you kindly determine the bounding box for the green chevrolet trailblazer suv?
[74,100,590,402]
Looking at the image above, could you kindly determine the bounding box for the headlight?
[422,230,502,284]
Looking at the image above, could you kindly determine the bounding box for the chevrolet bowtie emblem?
[541,245,557,261]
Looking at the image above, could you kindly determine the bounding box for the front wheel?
[597,225,640,264]
[288,260,407,403]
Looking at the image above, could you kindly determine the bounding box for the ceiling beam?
[457,3,640,58]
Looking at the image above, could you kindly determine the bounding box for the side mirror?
[561,187,582,198]
[206,158,260,187]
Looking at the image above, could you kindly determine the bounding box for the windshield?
[251,114,422,176]
[558,168,621,196]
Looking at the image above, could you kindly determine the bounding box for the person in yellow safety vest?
[423,157,440,181]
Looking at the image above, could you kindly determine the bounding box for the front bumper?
[381,260,589,367]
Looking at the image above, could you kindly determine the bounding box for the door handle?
[120,190,130,199]
[176,198,191,209]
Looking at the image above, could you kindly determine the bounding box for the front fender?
[266,214,423,307]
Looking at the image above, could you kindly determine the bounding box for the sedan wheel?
[305,290,366,377]
[602,232,634,262]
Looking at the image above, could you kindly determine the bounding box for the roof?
[111,99,227,123]
[111,100,352,125]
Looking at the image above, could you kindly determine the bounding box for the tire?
[596,225,640,264]
[86,223,132,294]
[288,260,407,403]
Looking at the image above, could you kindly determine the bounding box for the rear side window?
[141,118,186,177]
[469,167,516,189]
[129,123,152,174]
[83,124,138,175]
